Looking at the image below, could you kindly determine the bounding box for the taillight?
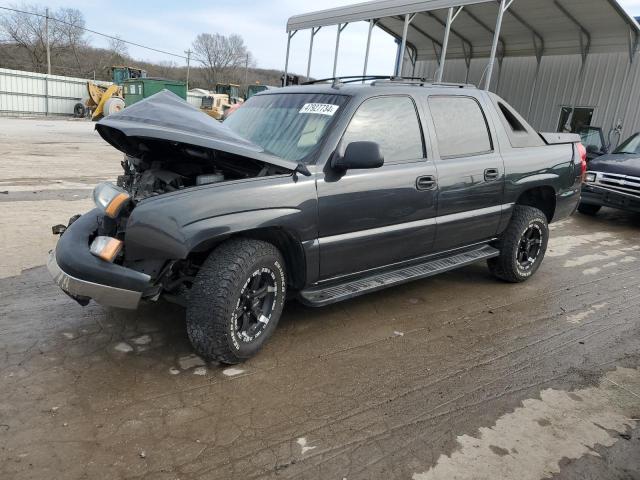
[576,143,587,180]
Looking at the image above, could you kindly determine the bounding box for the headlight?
[93,182,130,218]
[89,236,123,262]
[585,172,597,183]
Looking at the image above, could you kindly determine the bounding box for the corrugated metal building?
[410,44,640,142]
[286,1,640,146]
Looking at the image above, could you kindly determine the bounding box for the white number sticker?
[299,103,340,116]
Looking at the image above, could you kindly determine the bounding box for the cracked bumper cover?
[47,209,151,310]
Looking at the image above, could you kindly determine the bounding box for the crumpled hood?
[589,152,640,178]
[95,90,300,173]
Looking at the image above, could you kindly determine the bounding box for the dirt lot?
[1,117,639,480]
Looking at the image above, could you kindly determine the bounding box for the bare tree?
[192,33,252,86]
[57,8,88,71]
[0,4,86,73]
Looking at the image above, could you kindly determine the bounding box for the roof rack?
[302,75,426,86]
[372,79,477,89]
[301,75,476,89]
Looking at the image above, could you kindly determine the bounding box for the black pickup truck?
[48,82,586,363]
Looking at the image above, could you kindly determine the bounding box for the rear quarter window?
[428,96,492,158]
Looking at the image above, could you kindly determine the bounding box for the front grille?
[590,171,640,197]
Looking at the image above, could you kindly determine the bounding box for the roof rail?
[372,79,477,89]
[300,75,476,89]
[302,75,427,86]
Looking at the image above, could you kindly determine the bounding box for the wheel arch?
[515,185,556,223]
[189,226,307,291]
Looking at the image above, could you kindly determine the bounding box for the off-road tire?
[488,205,549,283]
[186,238,286,364]
[577,203,601,216]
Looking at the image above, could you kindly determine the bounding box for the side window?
[342,96,424,163]
[498,102,526,132]
[428,96,492,158]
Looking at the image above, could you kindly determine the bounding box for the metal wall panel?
[0,68,101,116]
[187,92,205,108]
[408,52,640,143]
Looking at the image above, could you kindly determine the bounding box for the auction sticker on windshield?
[299,103,340,116]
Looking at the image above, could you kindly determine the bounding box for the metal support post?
[283,30,297,86]
[306,27,321,79]
[363,20,376,80]
[484,0,513,90]
[396,14,414,76]
[436,6,464,82]
[333,24,348,78]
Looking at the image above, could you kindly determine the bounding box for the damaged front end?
[49,91,304,310]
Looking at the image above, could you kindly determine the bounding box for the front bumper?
[581,184,640,213]
[48,250,144,309]
[48,209,151,310]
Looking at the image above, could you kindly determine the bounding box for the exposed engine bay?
[115,140,289,202]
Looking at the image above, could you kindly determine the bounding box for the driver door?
[316,95,438,281]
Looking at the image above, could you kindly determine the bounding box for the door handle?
[484,168,500,181]
[416,175,437,190]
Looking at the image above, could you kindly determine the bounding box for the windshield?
[614,133,640,154]
[224,93,348,162]
[578,127,603,151]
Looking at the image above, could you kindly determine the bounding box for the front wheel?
[488,205,549,283]
[186,238,287,364]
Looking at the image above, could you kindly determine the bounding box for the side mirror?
[586,144,601,155]
[332,141,384,170]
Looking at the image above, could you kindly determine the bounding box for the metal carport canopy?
[286,0,640,61]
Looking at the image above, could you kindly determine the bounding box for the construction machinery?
[246,84,272,99]
[199,93,231,120]
[215,83,243,104]
[83,66,147,121]
[199,84,244,121]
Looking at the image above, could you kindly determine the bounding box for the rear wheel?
[488,205,549,283]
[577,203,601,216]
[186,238,286,364]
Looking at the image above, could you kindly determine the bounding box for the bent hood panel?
[95,90,299,172]
[589,153,640,178]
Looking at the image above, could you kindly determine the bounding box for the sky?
[5,0,640,79]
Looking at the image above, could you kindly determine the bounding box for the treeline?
[0,4,293,89]
[0,42,288,88]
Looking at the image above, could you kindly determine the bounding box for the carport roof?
[286,0,640,60]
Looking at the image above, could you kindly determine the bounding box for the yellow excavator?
[83,66,146,121]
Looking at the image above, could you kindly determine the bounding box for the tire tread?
[488,205,548,283]
[186,238,284,364]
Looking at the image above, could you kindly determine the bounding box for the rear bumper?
[48,209,151,310]
[581,185,640,213]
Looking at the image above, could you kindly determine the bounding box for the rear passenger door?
[425,95,505,251]
[317,95,438,280]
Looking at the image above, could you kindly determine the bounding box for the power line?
[0,5,189,60]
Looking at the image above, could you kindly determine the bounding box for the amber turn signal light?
[89,236,123,263]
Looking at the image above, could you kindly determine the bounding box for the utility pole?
[45,8,51,75]
[244,53,249,90]
[45,7,51,116]
[184,49,192,90]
